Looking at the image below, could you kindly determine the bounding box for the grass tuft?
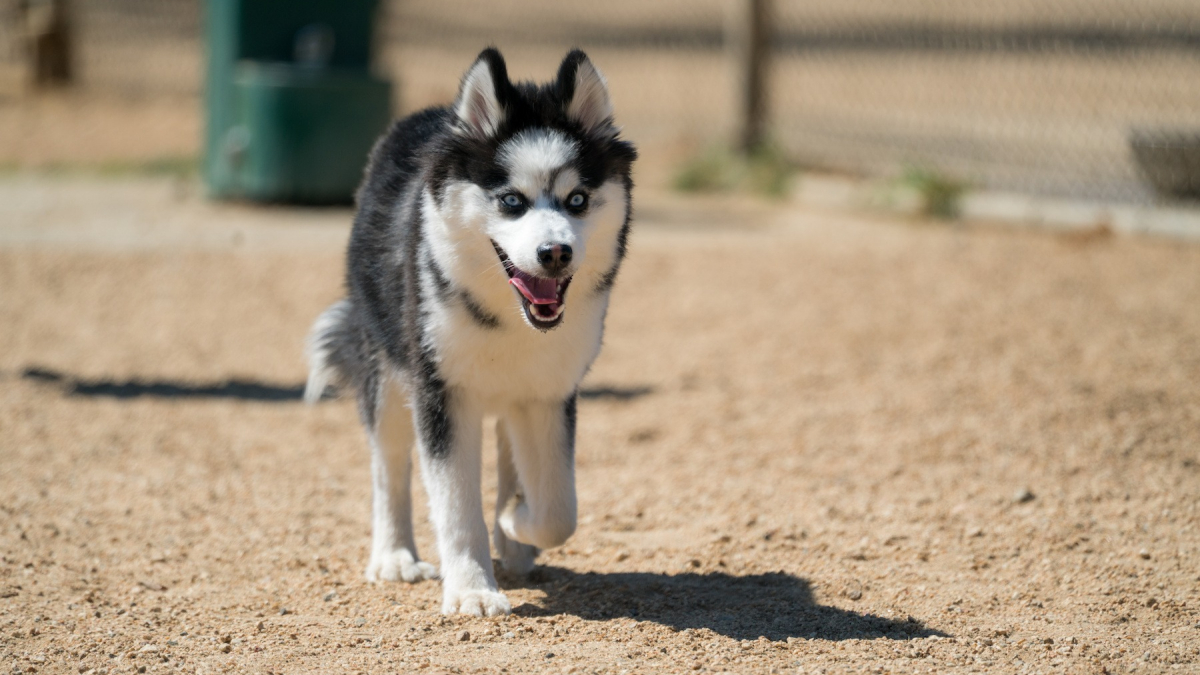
[901,167,967,219]
[0,156,199,179]
[674,143,795,198]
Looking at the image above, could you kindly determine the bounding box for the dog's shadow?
[501,566,944,642]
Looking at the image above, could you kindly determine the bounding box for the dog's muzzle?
[492,241,572,330]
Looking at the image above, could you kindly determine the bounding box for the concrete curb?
[794,173,1200,242]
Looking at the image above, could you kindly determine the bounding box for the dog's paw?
[441,588,511,617]
[494,525,538,576]
[365,549,438,583]
[497,493,575,550]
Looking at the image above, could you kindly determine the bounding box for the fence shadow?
[20,366,654,405]
[503,566,944,642]
[21,367,306,402]
[578,385,654,401]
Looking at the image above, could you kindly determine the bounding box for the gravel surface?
[2,179,1199,674]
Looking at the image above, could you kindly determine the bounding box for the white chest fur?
[422,284,608,404]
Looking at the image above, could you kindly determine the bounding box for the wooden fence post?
[729,0,770,153]
[19,0,73,87]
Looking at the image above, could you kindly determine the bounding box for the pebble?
[1139,549,1151,560]
[1013,489,1036,504]
[354,617,366,627]
[278,607,290,615]
[458,630,470,642]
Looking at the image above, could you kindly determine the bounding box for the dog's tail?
[304,299,355,404]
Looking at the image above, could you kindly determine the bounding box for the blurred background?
[4,5,1200,670]
[3,0,1200,206]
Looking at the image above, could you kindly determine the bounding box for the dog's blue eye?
[567,193,587,209]
[501,194,522,208]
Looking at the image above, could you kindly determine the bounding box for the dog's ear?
[557,50,615,138]
[454,48,509,138]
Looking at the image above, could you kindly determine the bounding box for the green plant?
[90,156,200,178]
[674,146,735,193]
[901,167,966,219]
[0,156,199,179]
[674,143,795,198]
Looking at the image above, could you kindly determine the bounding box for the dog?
[304,48,636,616]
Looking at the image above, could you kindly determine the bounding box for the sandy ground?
[2,176,1200,675]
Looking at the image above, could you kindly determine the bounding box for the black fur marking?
[358,369,380,429]
[415,389,453,458]
[423,247,499,329]
[408,211,455,459]
[563,392,578,459]
[413,347,454,459]
[460,291,501,329]
[554,50,588,107]
[595,172,636,293]
[424,252,453,300]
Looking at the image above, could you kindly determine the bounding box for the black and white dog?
[305,48,636,616]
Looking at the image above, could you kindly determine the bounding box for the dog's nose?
[536,243,573,275]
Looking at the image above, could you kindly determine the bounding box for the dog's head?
[430,48,637,331]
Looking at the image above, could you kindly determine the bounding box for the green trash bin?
[204,0,393,204]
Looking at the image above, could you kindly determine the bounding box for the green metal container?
[204,0,392,204]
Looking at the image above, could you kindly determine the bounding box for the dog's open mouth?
[492,242,571,330]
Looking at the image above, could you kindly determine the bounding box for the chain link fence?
[768,1,1200,202]
[0,0,202,95]
[4,0,1199,202]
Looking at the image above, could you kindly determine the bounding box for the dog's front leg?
[365,380,437,583]
[498,395,578,550]
[415,385,510,616]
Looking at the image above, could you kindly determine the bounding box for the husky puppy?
[305,48,636,616]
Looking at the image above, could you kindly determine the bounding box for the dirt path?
[2,178,1199,674]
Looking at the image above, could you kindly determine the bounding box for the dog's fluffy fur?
[305,48,636,615]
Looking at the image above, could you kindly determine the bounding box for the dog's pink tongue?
[509,271,558,305]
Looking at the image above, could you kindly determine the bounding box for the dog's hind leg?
[365,378,437,583]
[493,418,539,575]
[497,395,578,550]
